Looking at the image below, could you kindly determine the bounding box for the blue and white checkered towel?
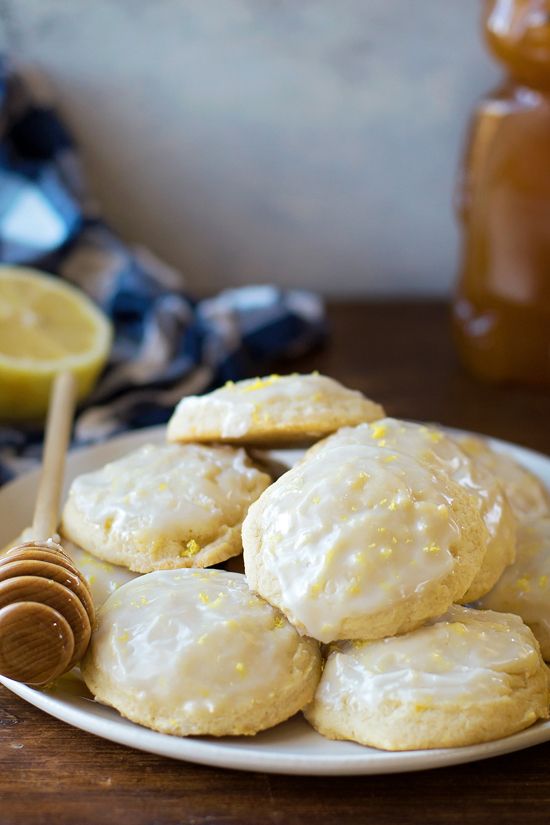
[0,62,325,485]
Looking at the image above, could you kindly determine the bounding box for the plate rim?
[4,674,550,776]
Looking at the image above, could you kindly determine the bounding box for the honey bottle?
[453,0,550,384]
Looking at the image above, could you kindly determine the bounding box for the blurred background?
[0,0,498,297]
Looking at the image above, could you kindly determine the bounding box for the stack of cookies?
[54,373,550,750]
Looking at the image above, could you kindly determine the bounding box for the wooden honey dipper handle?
[33,372,76,540]
[0,373,95,686]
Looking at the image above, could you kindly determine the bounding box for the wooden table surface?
[1,301,550,825]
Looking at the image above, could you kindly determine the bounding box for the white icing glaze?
[65,443,268,549]
[457,435,550,523]
[316,606,542,711]
[312,419,508,541]
[167,373,384,439]
[312,419,487,494]
[310,418,516,592]
[88,570,317,718]
[244,444,465,642]
[479,518,550,654]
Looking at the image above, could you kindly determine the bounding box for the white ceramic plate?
[1,426,549,776]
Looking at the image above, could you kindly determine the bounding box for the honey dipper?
[0,373,95,686]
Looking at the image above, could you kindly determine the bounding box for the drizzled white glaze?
[316,606,543,711]
[309,418,516,599]
[167,373,384,440]
[311,419,491,497]
[63,443,269,553]
[244,445,468,642]
[457,435,550,523]
[85,570,319,721]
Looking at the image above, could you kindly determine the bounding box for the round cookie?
[456,434,550,523]
[243,444,488,643]
[304,605,550,750]
[166,372,385,446]
[61,443,270,573]
[479,518,550,660]
[81,569,322,737]
[306,418,517,602]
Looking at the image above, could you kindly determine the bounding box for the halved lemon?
[0,266,113,420]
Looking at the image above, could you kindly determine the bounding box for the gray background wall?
[0,0,499,296]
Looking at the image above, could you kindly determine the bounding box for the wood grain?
[0,601,74,684]
[1,302,549,825]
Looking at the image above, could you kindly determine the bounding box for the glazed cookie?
[81,569,322,736]
[61,443,270,573]
[243,444,487,643]
[304,606,550,750]
[306,418,516,602]
[166,372,385,446]
[479,518,550,660]
[456,435,550,523]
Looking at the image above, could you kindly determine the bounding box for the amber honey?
[453,0,550,384]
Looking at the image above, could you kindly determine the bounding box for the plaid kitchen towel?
[0,61,326,485]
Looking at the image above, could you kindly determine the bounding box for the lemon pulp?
[0,266,113,420]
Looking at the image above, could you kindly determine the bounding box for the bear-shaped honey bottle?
[453,0,550,384]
